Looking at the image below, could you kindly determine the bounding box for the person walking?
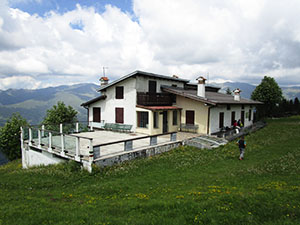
[237,136,246,160]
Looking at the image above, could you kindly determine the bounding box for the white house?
[81,70,262,135]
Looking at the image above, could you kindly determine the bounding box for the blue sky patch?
[8,0,133,17]
[69,20,84,31]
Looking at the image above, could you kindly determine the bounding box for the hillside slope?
[0,117,299,224]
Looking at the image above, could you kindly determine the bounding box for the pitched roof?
[161,86,262,105]
[81,95,107,107]
[98,70,189,92]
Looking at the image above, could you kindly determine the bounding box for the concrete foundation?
[94,141,182,167]
[22,145,66,169]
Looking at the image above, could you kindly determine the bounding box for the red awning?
[136,105,182,110]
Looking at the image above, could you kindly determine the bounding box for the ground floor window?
[137,112,149,128]
[93,107,101,122]
[173,110,178,125]
[186,110,195,125]
[153,112,158,128]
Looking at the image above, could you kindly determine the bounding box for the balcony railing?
[137,92,173,106]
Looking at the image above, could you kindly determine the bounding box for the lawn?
[0,117,300,224]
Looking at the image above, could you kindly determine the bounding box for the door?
[186,110,195,125]
[231,111,235,125]
[219,112,224,128]
[241,111,245,125]
[93,107,101,123]
[115,108,124,124]
[163,111,168,133]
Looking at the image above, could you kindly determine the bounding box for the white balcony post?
[60,134,65,157]
[90,122,94,131]
[20,127,24,149]
[38,129,41,148]
[29,128,32,146]
[60,123,63,134]
[41,125,45,137]
[76,122,79,133]
[89,139,94,162]
[48,132,52,152]
[75,137,80,161]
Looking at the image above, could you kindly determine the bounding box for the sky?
[1,0,300,90]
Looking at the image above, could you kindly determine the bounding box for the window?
[186,110,195,125]
[219,112,224,128]
[227,104,231,110]
[153,112,158,128]
[231,111,235,125]
[138,112,148,128]
[249,109,252,121]
[115,108,124,124]
[242,104,245,109]
[93,107,101,122]
[171,94,176,103]
[173,110,178,125]
[148,80,157,93]
[116,86,124,99]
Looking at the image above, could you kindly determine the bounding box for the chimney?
[233,88,241,101]
[196,76,206,98]
[100,76,109,86]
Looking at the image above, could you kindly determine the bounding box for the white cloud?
[1,0,300,90]
[0,76,41,89]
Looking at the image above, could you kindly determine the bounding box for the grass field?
[1,117,300,224]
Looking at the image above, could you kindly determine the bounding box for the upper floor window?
[116,86,124,99]
[227,104,231,110]
[148,80,157,94]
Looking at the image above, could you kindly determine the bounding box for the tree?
[0,113,28,160]
[42,101,78,132]
[251,76,283,117]
[294,97,300,114]
[226,87,232,95]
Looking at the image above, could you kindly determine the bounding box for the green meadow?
[1,116,300,224]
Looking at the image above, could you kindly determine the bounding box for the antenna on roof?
[207,72,209,84]
[102,66,108,77]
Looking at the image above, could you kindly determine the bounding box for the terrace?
[21,122,198,171]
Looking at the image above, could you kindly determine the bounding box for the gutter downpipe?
[207,106,211,135]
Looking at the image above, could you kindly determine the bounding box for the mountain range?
[0,83,99,126]
[1,82,300,127]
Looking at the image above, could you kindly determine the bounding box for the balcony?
[137,92,174,106]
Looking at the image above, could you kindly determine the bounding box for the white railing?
[21,124,93,162]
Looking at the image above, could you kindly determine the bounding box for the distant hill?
[0,83,99,126]
[213,82,300,100]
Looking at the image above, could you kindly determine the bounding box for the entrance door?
[219,112,224,128]
[163,111,168,133]
[241,111,245,125]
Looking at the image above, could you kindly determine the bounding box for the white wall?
[209,105,254,134]
[136,76,184,92]
[89,78,137,131]
[22,148,66,168]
